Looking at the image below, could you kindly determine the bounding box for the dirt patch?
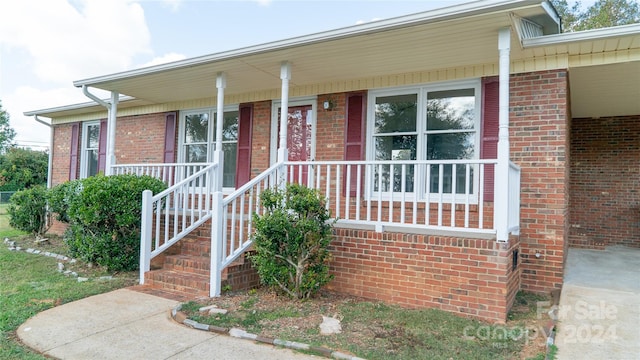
[184,288,552,360]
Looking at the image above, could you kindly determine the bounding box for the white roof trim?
[23,96,136,117]
[523,23,640,47]
[73,0,544,88]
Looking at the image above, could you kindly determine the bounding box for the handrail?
[139,162,218,284]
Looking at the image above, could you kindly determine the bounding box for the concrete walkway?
[18,288,318,360]
[555,246,640,360]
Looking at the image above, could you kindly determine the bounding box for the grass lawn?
[0,211,136,359]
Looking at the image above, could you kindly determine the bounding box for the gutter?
[523,23,640,48]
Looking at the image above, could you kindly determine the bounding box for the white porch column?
[105,91,119,176]
[214,72,226,191]
[495,27,511,242]
[277,61,291,164]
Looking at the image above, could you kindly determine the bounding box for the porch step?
[144,270,210,297]
[179,240,210,257]
[164,254,210,275]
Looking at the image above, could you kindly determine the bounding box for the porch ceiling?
[570,62,640,119]
[72,1,552,104]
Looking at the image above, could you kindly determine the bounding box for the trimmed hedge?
[56,174,167,271]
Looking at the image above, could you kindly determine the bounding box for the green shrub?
[251,183,335,299]
[47,179,82,223]
[63,174,167,271]
[7,185,49,237]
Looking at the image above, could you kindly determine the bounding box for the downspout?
[81,85,119,175]
[33,116,53,190]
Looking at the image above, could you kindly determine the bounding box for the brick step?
[179,240,210,256]
[144,270,210,297]
[163,254,210,275]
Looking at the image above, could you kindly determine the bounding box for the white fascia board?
[523,23,640,48]
[73,0,543,88]
[23,95,136,117]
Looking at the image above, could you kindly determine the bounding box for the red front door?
[279,105,313,184]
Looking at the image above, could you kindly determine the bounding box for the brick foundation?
[569,115,640,249]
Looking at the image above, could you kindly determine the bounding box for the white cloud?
[254,0,272,7]
[4,86,90,148]
[0,0,151,84]
[0,0,154,149]
[139,53,187,68]
[162,0,182,12]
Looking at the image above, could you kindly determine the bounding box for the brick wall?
[328,230,519,323]
[114,113,167,163]
[509,70,570,293]
[569,115,640,249]
[250,101,272,177]
[51,123,75,188]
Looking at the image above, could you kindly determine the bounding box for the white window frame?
[178,105,239,192]
[80,121,100,179]
[365,79,482,203]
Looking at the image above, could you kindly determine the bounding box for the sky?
[0,0,591,150]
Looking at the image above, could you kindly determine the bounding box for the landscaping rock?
[320,316,342,335]
[57,263,64,272]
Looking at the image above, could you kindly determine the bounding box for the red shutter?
[97,119,107,173]
[163,112,177,163]
[343,93,366,197]
[481,77,499,202]
[69,123,80,180]
[235,104,253,188]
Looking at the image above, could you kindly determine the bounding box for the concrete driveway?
[555,246,640,359]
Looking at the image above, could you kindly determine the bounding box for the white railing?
[112,163,209,187]
[139,163,218,284]
[208,158,505,296]
[508,161,521,235]
[283,159,498,234]
[210,162,282,296]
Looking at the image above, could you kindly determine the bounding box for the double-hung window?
[367,80,481,201]
[180,107,239,189]
[80,121,100,178]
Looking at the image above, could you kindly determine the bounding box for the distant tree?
[552,0,640,32]
[0,148,48,191]
[0,101,17,154]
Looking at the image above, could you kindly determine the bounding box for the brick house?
[25,0,640,323]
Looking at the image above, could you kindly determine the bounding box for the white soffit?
[570,62,640,118]
[70,0,554,104]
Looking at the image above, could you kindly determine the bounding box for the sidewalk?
[18,288,318,360]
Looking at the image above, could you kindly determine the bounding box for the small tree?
[0,101,16,155]
[251,183,335,299]
[0,148,48,191]
[8,185,49,237]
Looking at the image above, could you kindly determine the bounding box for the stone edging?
[3,238,114,283]
[170,303,366,360]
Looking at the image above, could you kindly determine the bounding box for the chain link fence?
[0,191,16,215]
